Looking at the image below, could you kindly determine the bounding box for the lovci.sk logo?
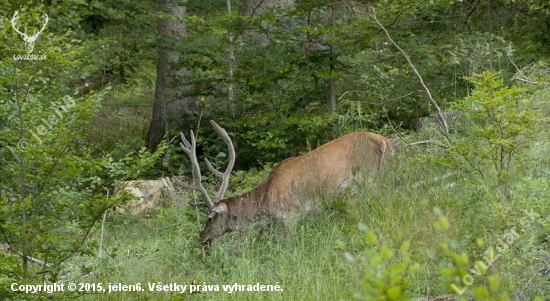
[11,10,48,60]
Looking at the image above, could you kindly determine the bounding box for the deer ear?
[211,203,227,214]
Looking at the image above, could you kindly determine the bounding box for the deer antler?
[178,120,236,209]
[179,129,214,209]
[11,11,27,38]
[31,13,49,39]
[205,120,236,202]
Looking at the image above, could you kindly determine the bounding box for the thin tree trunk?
[329,0,337,113]
[368,7,449,136]
[227,0,236,119]
[488,0,494,73]
[304,12,311,63]
[17,100,28,278]
[98,191,109,258]
[146,0,195,151]
[329,80,336,112]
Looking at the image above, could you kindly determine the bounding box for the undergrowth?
[61,71,550,301]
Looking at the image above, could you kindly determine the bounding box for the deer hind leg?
[345,165,370,195]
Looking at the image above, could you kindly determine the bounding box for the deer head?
[175,120,236,242]
[11,11,49,54]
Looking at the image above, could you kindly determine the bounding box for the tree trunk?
[329,0,337,113]
[146,0,195,151]
[227,0,236,119]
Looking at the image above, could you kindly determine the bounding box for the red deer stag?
[178,121,393,243]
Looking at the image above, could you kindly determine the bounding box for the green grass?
[64,106,550,300]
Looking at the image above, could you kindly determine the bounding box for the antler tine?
[33,13,48,37]
[179,130,214,209]
[11,11,27,37]
[207,120,236,202]
[205,159,224,177]
[179,130,194,154]
[11,11,19,26]
[41,14,48,31]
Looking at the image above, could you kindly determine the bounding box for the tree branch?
[367,6,449,136]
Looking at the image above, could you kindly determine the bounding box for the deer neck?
[224,184,268,222]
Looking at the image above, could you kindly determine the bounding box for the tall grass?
[67,78,549,300]
[66,146,542,301]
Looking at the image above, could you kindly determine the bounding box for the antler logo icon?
[11,11,49,54]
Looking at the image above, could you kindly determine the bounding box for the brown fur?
[200,132,393,242]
